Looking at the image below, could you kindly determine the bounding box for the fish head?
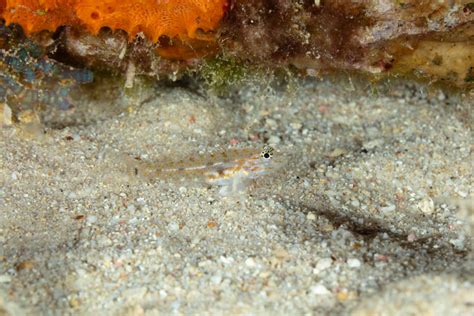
[242,145,282,178]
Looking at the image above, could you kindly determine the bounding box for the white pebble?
[245,257,256,268]
[171,301,181,311]
[456,190,467,198]
[265,118,277,128]
[68,192,77,199]
[210,274,222,285]
[87,215,97,224]
[363,139,384,150]
[290,122,302,130]
[306,212,316,221]
[310,284,331,295]
[347,258,361,268]
[123,287,147,302]
[407,233,417,242]
[2,103,13,126]
[159,290,167,299]
[220,256,234,265]
[315,258,332,272]
[450,235,466,250]
[380,204,396,213]
[351,199,360,208]
[417,198,434,214]
[268,135,281,145]
[168,222,179,232]
[0,274,12,283]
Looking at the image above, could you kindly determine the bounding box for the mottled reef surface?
[0,77,473,314]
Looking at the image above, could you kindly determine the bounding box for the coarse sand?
[1,77,473,315]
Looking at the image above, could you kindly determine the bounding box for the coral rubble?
[0,0,473,87]
[0,22,93,120]
[220,0,474,87]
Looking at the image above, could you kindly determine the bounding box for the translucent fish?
[123,146,279,196]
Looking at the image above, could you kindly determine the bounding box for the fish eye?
[261,145,274,159]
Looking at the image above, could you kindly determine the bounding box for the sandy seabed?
[1,78,473,315]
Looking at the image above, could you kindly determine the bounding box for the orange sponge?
[2,0,78,34]
[75,0,227,42]
[1,0,227,41]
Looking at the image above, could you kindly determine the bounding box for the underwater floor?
[1,78,473,314]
